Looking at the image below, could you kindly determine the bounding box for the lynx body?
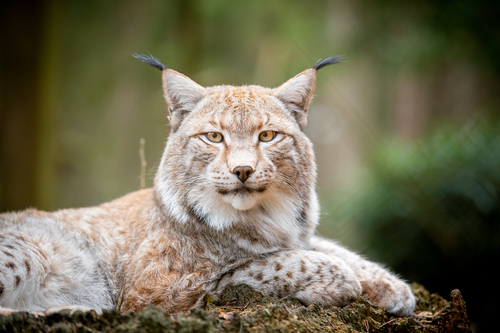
[0,56,415,316]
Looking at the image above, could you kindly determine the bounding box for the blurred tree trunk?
[0,0,60,212]
[35,0,61,211]
[177,0,203,71]
[0,1,44,212]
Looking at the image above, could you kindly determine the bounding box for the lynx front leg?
[310,235,416,316]
[216,250,362,308]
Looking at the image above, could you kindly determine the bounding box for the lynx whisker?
[274,174,301,193]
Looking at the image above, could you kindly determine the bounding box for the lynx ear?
[133,53,207,131]
[274,56,342,130]
[162,69,207,131]
[273,69,317,130]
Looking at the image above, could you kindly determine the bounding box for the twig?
[139,138,147,189]
[324,311,333,326]
[363,319,369,332]
[241,301,250,311]
[116,278,127,312]
[380,318,398,327]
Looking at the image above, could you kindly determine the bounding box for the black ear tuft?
[312,56,344,71]
[133,53,167,71]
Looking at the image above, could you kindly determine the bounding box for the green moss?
[0,283,470,333]
[204,293,215,305]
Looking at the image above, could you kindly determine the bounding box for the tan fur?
[0,59,415,316]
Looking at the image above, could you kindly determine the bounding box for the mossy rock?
[0,283,471,332]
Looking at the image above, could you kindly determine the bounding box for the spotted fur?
[0,57,415,316]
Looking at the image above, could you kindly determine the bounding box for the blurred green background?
[1,0,499,331]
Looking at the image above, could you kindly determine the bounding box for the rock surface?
[0,283,471,332]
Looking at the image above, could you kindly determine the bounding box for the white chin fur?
[223,192,258,211]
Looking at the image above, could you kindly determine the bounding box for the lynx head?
[135,54,341,247]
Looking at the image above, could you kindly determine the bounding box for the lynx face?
[156,86,317,234]
[176,86,313,212]
[150,61,331,235]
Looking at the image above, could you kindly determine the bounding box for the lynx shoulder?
[0,56,415,316]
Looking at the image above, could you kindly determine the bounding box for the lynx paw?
[224,250,362,308]
[292,252,362,307]
[360,278,416,316]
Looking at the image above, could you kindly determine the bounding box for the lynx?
[0,55,416,317]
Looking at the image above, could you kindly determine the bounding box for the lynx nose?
[232,166,254,182]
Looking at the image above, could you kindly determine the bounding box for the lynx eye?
[206,132,223,143]
[259,131,275,142]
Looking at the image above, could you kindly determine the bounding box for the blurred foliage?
[320,118,500,331]
[354,0,500,74]
[359,119,500,268]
